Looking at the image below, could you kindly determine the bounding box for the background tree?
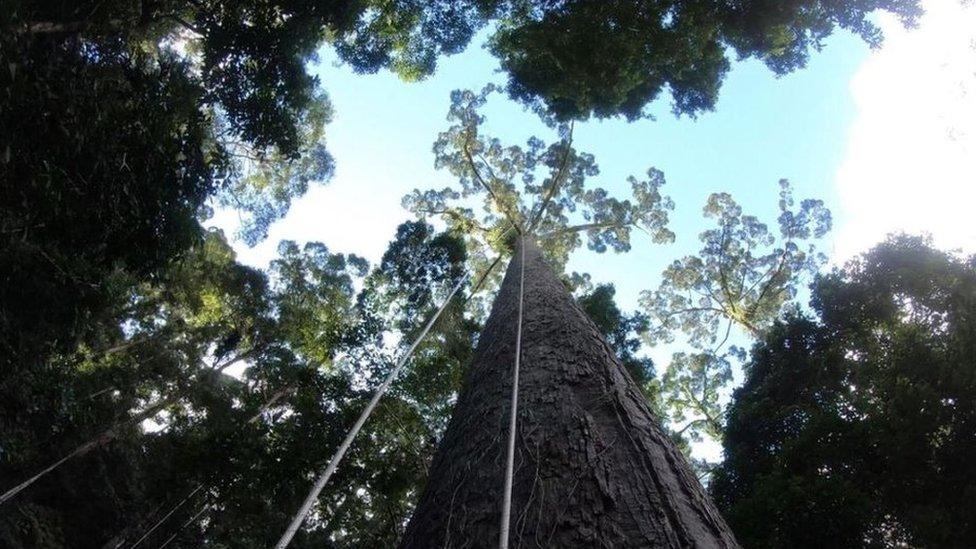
[641,180,831,447]
[711,235,976,548]
[395,84,739,546]
[0,228,275,546]
[0,227,371,547]
[644,180,831,345]
[488,0,922,119]
[0,40,219,372]
[404,85,675,279]
[577,283,658,403]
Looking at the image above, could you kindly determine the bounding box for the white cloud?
[833,0,976,261]
[240,179,409,267]
[209,156,418,271]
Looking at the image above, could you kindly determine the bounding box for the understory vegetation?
[4,1,969,547]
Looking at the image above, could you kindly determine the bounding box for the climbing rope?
[0,438,102,505]
[4,226,519,547]
[274,224,519,548]
[498,235,526,549]
[130,484,204,548]
[157,503,210,549]
[274,268,473,549]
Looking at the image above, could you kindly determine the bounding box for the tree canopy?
[5,0,923,122]
[0,217,666,547]
[638,180,831,449]
[711,235,976,547]
[404,84,675,280]
[1,0,950,546]
[1,0,916,373]
[488,0,922,119]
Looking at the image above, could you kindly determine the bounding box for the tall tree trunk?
[400,240,738,548]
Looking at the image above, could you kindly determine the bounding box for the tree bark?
[400,239,738,548]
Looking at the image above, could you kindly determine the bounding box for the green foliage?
[712,235,976,548]
[4,0,923,125]
[489,0,729,120]
[0,0,490,375]
[0,17,324,380]
[0,40,220,371]
[0,229,331,545]
[3,0,488,147]
[215,92,336,246]
[659,350,738,443]
[332,0,492,81]
[363,221,468,332]
[405,85,674,280]
[489,0,922,120]
[271,240,367,366]
[0,229,279,547]
[643,180,831,346]
[641,180,830,447]
[577,284,656,395]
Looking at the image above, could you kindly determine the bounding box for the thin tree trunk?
[103,335,150,356]
[2,346,254,506]
[247,384,295,424]
[0,396,176,505]
[400,240,738,548]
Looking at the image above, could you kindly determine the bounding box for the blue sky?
[213,1,976,459]
[219,22,865,302]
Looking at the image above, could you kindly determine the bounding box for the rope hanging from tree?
[274,267,473,548]
[3,226,518,547]
[0,438,104,506]
[129,484,204,548]
[498,235,526,549]
[273,224,517,547]
[157,503,210,549]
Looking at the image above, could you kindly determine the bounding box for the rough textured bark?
[400,239,739,548]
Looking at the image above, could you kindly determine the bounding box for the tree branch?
[659,306,730,320]
[462,143,523,233]
[748,247,792,319]
[674,418,707,437]
[247,384,295,424]
[678,384,722,436]
[527,122,575,234]
[415,207,489,235]
[716,224,738,314]
[542,220,623,239]
[470,255,503,295]
[165,14,203,35]
[712,319,734,355]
